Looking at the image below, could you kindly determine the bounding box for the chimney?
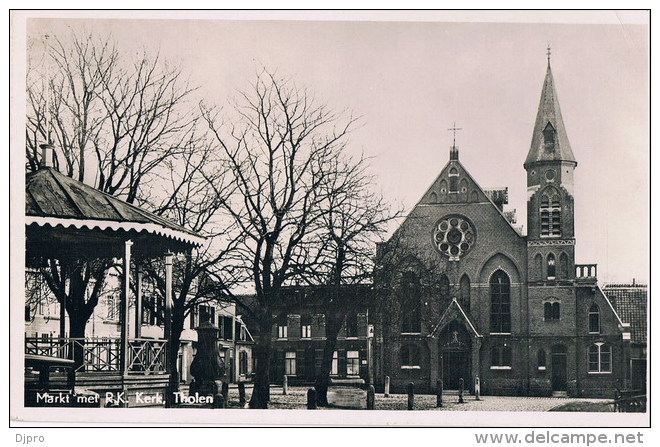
[39,143,54,168]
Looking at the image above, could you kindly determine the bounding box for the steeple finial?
[546,43,551,66]
[448,122,462,160]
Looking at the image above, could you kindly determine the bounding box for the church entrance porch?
[438,320,472,390]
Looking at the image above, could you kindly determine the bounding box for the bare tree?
[306,153,400,405]
[25,29,202,359]
[202,69,357,408]
[138,139,240,391]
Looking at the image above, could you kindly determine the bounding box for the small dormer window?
[543,122,556,151]
[449,168,459,193]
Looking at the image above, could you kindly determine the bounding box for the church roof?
[524,61,577,168]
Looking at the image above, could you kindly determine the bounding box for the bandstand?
[24,146,205,407]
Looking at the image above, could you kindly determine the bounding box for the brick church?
[374,55,633,398]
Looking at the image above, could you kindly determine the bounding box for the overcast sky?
[20,11,649,283]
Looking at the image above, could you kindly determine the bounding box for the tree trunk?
[68,311,88,369]
[249,321,273,409]
[315,316,342,407]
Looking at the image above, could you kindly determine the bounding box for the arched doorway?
[438,320,472,389]
[551,344,567,392]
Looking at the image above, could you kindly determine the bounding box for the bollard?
[222,381,229,405]
[407,382,415,410]
[384,376,390,397]
[436,379,443,408]
[367,384,375,410]
[458,378,465,403]
[238,382,246,405]
[283,375,288,395]
[307,388,318,409]
[474,376,481,401]
[213,393,225,409]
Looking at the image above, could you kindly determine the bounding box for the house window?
[239,351,248,375]
[301,315,312,338]
[588,304,600,334]
[285,351,296,375]
[222,316,233,340]
[401,344,420,368]
[547,253,556,280]
[142,295,164,326]
[106,296,118,321]
[491,344,512,369]
[537,349,546,370]
[400,271,421,334]
[346,351,360,375]
[345,313,358,337]
[540,189,561,237]
[25,304,32,322]
[588,343,611,373]
[490,270,511,333]
[544,301,560,321]
[199,304,215,325]
[277,314,288,339]
[331,351,339,375]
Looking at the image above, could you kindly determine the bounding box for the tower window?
[547,253,556,280]
[544,301,560,321]
[490,270,511,334]
[540,188,561,237]
[543,122,556,151]
[588,304,600,334]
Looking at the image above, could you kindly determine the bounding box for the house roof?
[603,284,648,344]
[25,167,205,259]
[524,61,577,168]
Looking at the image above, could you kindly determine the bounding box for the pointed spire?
[524,48,577,168]
[448,122,461,160]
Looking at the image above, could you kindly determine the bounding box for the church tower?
[525,49,577,284]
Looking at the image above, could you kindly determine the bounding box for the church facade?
[374,57,632,398]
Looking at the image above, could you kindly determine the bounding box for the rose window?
[433,216,476,260]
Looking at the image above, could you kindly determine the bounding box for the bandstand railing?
[25,337,167,374]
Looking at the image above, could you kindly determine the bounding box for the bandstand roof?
[25,167,205,262]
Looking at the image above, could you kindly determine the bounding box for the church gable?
[420,160,489,205]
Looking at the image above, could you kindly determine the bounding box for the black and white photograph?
[9,10,650,430]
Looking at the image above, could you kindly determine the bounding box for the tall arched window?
[559,252,569,279]
[401,344,420,368]
[547,253,556,280]
[490,270,511,333]
[588,304,600,334]
[439,274,450,300]
[460,274,471,311]
[400,271,421,334]
[540,188,561,237]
